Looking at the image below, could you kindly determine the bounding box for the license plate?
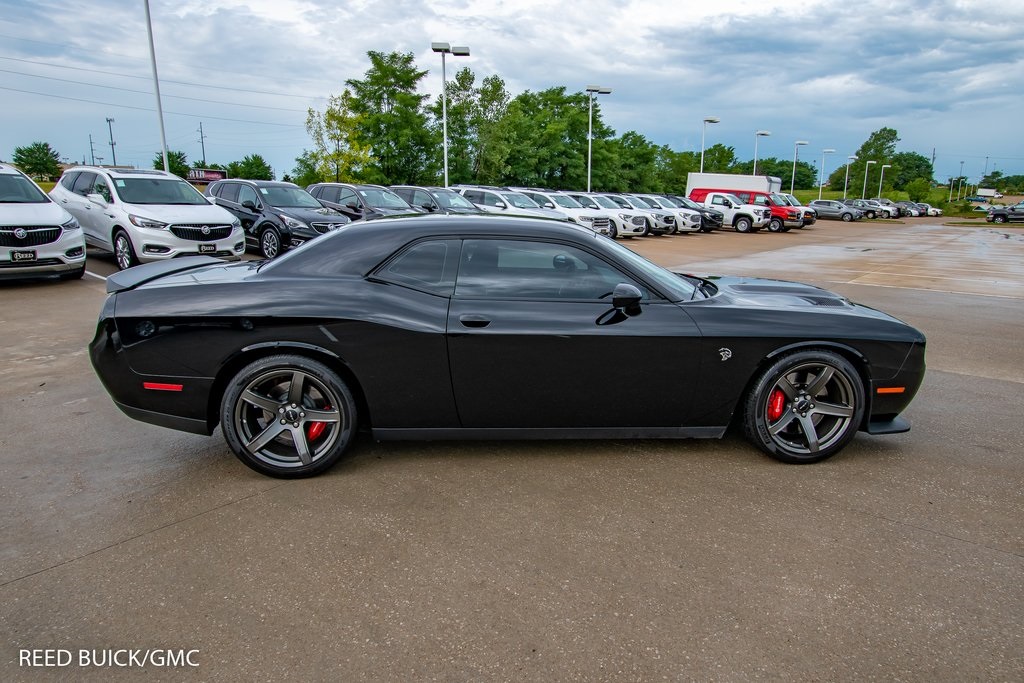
[198,244,216,253]
[11,249,37,262]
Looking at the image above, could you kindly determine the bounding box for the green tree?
[226,154,274,180]
[700,143,738,173]
[428,66,477,184]
[827,127,900,197]
[305,90,372,182]
[654,147,698,195]
[473,75,513,183]
[890,152,933,189]
[291,150,323,187]
[905,178,932,202]
[12,141,61,179]
[346,51,436,184]
[152,150,189,178]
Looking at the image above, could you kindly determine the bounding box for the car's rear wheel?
[221,355,357,478]
[260,227,282,259]
[743,349,865,464]
[113,229,138,270]
[734,216,752,233]
[841,212,853,222]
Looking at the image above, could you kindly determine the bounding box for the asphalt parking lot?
[2,219,1022,681]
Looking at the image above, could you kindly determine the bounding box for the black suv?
[205,179,349,258]
[391,185,484,214]
[306,183,420,221]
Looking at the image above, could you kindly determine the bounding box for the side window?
[72,172,96,196]
[219,183,240,203]
[308,185,321,198]
[483,191,504,207]
[753,195,769,206]
[338,188,358,206]
[463,190,483,203]
[412,190,433,208]
[735,192,750,203]
[455,239,647,301]
[93,177,113,202]
[60,172,80,191]
[238,185,259,207]
[375,240,457,296]
[711,196,725,206]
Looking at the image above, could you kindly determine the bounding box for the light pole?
[791,140,808,193]
[586,85,612,192]
[843,155,856,199]
[105,117,117,166]
[700,116,719,172]
[948,177,955,202]
[862,160,877,198]
[957,160,965,200]
[817,148,835,200]
[877,163,891,198]
[753,130,771,175]
[431,42,470,187]
[144,0,169,172]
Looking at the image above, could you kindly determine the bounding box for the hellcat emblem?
[719,348,732,361]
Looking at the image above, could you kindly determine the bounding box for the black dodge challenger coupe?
[90,215,925,477]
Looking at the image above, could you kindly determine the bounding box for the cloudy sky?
[1,0,1021,183]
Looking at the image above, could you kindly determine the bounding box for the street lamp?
[791,140,808,193]
[753,130,771,175]
[843,155,857,199]
[957,160,965,200]
[818,148,835,200]
[586,85,612,192]
[877,163,892,198]
[700,116,719,173]
[431,41,471,187]
[862,160,877,199]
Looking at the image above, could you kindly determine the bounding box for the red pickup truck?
[689,188,803,232]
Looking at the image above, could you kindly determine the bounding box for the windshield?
[655,196,680,208]
[434,189,476,209]
[573,195,599,209]
[724,194,745,206]
[360,188,411,209]
[260,186,322,208]
[114,177,209,205]
[552,194,583,209]
[592,195,621,210]
[769,193,790,206]
[0,174,50,203]
[501,192,540,209]
[633,196,658,209]
[675,196,703,211]
[600,236,697,302]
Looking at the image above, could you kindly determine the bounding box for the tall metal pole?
[144,0,169,172]
[843,156,856,199]
[818,149,835,200]
[700,117,719,173]
[948,178,954,202]
[105,118,117,166]
[878,164,890,198]
[791,141,807,193]
[88,134,96,165]
[862,160,876,199]
[957,160,965,200]
[587,91,594,192]
[440,51,448,187]
[197,122,207,167]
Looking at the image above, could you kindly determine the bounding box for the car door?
[336,187,364,221]
[446,238,703,429]
[65,172,103,244]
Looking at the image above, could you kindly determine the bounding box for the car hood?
[276,206,348,223]
[123,203,237,224]
[1,201,72,225]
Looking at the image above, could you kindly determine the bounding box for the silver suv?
[0,163,86,280]
[50,167,244,270]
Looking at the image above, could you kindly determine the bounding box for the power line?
[0,55,328,100]
[0,85,306,127]
[0,67,309,112]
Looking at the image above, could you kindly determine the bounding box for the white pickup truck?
[698,191,772,232]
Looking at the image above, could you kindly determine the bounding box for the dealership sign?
[187,168,227,182]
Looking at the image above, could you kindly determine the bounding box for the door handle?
[459,314,491,328]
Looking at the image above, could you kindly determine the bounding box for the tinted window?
[463,190,484,203]
[238,185,260,207]
[260,185,321,208]
[72,172,97,196]
[60,172,81,191]
[412,190,433,208]
[391,187,412,202]
[338,188,358,206]
[434,190,476,210]
[93,176,113,202]
[455,239,645,301]
[377,240,457,296]
[219,183,240,203]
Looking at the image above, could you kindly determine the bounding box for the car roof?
[265,214,600,279]
[217,179,296,188]
[0,162,25,176]
[64,166,177,179]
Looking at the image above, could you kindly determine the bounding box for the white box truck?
[685,173,782,194]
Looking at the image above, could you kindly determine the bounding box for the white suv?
[630,194,702,234]
[453,186,570,222]
[50,167,244,270]
[565,192,648,238]
[0,163,86,280]
[514,189,613,236]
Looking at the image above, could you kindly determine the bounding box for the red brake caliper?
[307,406,330,441]
[767,389,786,422]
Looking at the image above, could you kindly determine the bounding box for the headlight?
[279,214,308,230]
[231,218,242,229]
[129,214,168,229]
[61,217,81,232]
[619,213,632,221]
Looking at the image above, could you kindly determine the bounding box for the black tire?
[639,219,651,237]
[993,215,1007,224]
[767,217,784,233]
[60,266,86,280]
[113,229,138,270]
[841,212,853,222]
[609,224,618,239]
[866,210,876,219]
[743,349,865,464]
[260,227,283,259]
[221,354,357,478]
[734,216,753,233]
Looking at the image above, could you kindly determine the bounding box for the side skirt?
[373,426,726,441]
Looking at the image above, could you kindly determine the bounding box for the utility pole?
[197,122,207,167]
[983,155,989,178]
[931,147,936,167]
[89,134,97,165]
[105,117,117,166]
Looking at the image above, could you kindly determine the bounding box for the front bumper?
[133,226,246,263]
[0,227,86,279]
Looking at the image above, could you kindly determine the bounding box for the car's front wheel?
[841,212,853,222]
[260,227,282,259]
[113,229,138,270]
[767,217,784,232]
[734,216,752,233]
[743,349,865,464]
[993,215,1007,224]
[221,355,357,478]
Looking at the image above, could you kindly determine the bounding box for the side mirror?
[86,192,107,206]
[495,201,507,209]
[346,201,359,211]
[206,195,217,204]
[421,202,435,211]
[544,202,555,209]
[241,199,257,210]
[611,283,643,316]
[722,200,733,208]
